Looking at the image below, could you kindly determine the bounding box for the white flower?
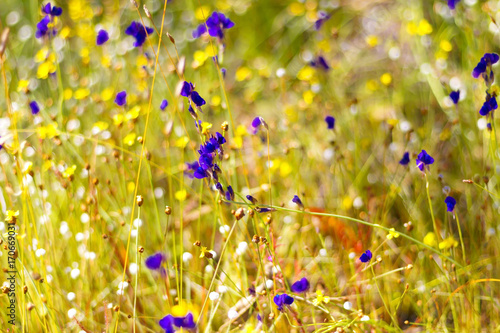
[67,308,77,319]
[227,308,238,319]
[209,292,220,301]
[67,292,76,301]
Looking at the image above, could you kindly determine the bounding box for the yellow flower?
[175,136,189,149]
[123,133,137,146]
[175,190,187,201]
[366,35,378,47]
[423,232,437,247]
[74,88,90,100]
[439,236,458,250]
[313,290,330,306]
[63,165,77,179]
[386,228,400,240]
[297,66,315,81]
[236,67,252,81]
[380,73,392,86]
[113,114,124,126]
[22,162,33,175]
[200,122,213,135]
[5,210,19,223]
[93,121,109,132]
[17,80,29,93]
[37,123,59,139]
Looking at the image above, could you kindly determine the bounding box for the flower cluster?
[192,12,234,39]
[36,3,63,38]
[186,132,226,181]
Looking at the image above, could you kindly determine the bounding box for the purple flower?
[115,91,127,106]
[36,15,51,38]
[448,0,460,9]
[246,195,258,204]
[292,195,304,209]
[30,101,40,115]
[96,29,109,45]
[42,3,63,16]
[445,196,456,212]
[193,12,234,39]
[145,252,165,270]
[160,99,169,110]
[225,185,234,201]
[359,250,372,263]
[399,152,410,166]
[180,81,205,108]
[325,116,335,130]
[273,293,294,311]
[449,90,460,104]
[480,96,497,116]
[125,21,154,47]
[472,53,499,78]
[416,150,434,172]
[290,277,309,293]
[251,116,268,132]
[160,313,196,333]
[310,56,330,70]
[314,11,331,30]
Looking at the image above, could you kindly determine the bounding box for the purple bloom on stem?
[359,250,372,263]
[445,196,456,212]
[251,116,268,131]
[36,16,51,38]
[225,185,234,201]
[43,3,62,16]
[480,96,498,116]
[450,90,460,104]
[399,152,410,166]
[314,11,331,30]
[292,195,304,209]
[96,29,109,45]
[145,252,164,270]
[246,195,258,204]
[273,293,294,311]
[115,91,127,106]
[193,12,234,39]
[30,101,40,115]
[290,277,309,293]
[160,99,169,110]
[180,81,193,97]
[191,91,206,107]
[472,53,499,78]
[416,150,434,171]
[325,116,335,130]
[125,21,154,47]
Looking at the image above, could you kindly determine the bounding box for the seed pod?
[136,195,144,207]
[165,206,172,215]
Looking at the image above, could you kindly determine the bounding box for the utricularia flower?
[192,12,234,39]
[292,195,304,209]
[145,252,165,270]
[399,152,410,166]
[444,196,456,212]
[472,53,499,81]
[273,293,294,311]
[416,150,434,172]
[96,29,109,46]
[246,195,258,204]
[125,21,154,47]
[313,290,330,306]
[310,56,330,71]
[290,277,309,293]
[480,95,497,116]
[359,250,372,263]
[180,81,206,110]
[159,313,196,333]
[325,116,335,130]
[160,99,169,111]
[115,91,127,106]
[251,116,268,134]
[36,3,63,38]
[30,101,40,115]
[449,90,460,105]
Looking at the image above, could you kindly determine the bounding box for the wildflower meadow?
[1,0,500,331]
